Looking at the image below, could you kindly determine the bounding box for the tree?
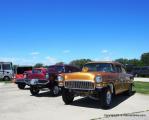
[55,62,65,65]
[115,58,129,65]
[129,59,143,66]
[141,52,149,66]
[34,63,44,68]
[69,59,92,68]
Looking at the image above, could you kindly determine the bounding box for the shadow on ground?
[70,91,136,109]
[30,89,61,97]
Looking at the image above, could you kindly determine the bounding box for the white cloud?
[101,49,108,54]
[0,57,18,62]
[103,57,112,61]
[0,57,33,65]
[63,50,70,54]
[45,56,58,64]
[30,52,40,55]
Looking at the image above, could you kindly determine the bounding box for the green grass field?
[133,81,149,94]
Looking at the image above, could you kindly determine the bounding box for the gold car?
[58,61,134,109]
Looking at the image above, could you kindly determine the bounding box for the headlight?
[57,76,64,82]
[95,76,102,83]
[45,73,49,79]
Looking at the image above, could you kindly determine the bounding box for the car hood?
[64,72,105,82]
[15,74,24,79]
[27,74,45,80]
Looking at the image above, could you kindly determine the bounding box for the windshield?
[48,66,65,73]
[32,69,42,74]
[55,66,65,73]
[83,63,114,72]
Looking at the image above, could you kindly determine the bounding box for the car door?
[121,66,129,91]
[114,65,125,94]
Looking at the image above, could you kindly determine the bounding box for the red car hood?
[27,74,46,80]
[15,74,24,79]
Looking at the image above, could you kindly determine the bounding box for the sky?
[0,0,148,65]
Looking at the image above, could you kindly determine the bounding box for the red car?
[14,66,33,89]
[28,65,80,96]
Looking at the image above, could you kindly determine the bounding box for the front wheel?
[62,88,74,105]
[30,86,40,96]
[100,87,112,109]
[51,86,60,96]
[18,84,26,89]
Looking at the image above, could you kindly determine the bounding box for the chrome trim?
[64,80,95,90]
[24,79,49,85]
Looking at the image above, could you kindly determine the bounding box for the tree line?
[33,52,149,69]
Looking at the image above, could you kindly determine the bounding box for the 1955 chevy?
[58,61,134,109]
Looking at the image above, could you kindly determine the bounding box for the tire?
[51,86,60,96]
[3,76,10,81]
[125,84,132,96]
[18,84,26,89]
[100,87,112,109]
[30,86,40,96]
[62,88,74,105]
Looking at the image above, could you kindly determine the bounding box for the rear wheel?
[30,86,40,96]
[18,84,26,89]
[3,76,10,81]
[62,88,74,105]
[125,84,132,96]
[100,87,112,109]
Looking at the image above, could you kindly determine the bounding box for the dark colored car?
[14,66,33,89]
[29,65,80,96]
[131,66,149,77]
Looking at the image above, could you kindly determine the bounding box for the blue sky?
[0,0,148,65]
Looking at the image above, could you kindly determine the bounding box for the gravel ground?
[0,83,149,120]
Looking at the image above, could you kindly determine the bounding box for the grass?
[0,79,12,84]
[133,81,149,94]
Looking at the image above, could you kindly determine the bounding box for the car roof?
[86,61,123,66]
[33,68,47,70]
[48,64,79,68]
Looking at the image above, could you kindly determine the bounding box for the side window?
[2,64,11,70]
[64,66,71,73]
[115,65,122,73]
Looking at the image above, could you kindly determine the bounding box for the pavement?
[0,83,149,120]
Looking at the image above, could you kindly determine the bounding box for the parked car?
[29,65,80,96]
[0,62,13,81]
[131,66,149,77]
[58,61,134,109]
[14,66,33,89]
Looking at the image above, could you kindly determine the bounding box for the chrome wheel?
[106,90,112,105]
[53,86,59,95]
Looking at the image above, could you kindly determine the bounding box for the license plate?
[30,79,38,85]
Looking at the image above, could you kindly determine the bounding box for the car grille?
[64,81,95,90]
[38,80,49,84]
